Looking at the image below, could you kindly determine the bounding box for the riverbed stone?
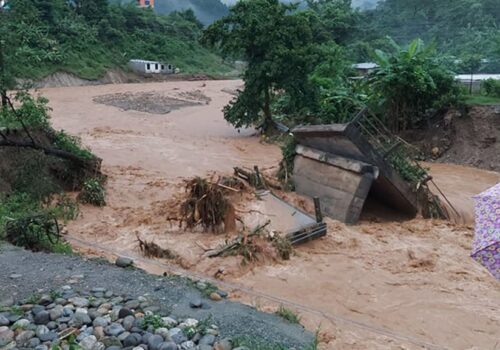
[101,336,122,348]
[105,323,125,337]
[199,335,216,346]
[80,335,98,350]
[123,315,135,331]
[15,330,35,345]
[69,297,90,308]
[168,328,187,344]
[0,315,9,327]
[115,257,133,268]
[93,317,110,328]
[123,333,142,347]
[158,342,177,350]
[73,311,92,327]
[213,338,232,350]
[34,311,50,325]
[147,335,163,350]
[0,327,15,347]
[49,305,64,320]
[189,299,202,309]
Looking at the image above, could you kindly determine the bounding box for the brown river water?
[41,81,500,349]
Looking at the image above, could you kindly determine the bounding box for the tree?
[370,38,460,132]
[459,54,482,94]
[203,0,324,132]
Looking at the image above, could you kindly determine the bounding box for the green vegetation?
[275,305,301,324]
[141,314,165,330]
[465,94,500,105]
[78,178,106,207]
[482,79,500,98]
[0,0,231,84]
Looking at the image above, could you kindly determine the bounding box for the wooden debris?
[137,235,177,259]
[206,220,271,258]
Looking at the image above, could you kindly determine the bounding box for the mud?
[41,81,500,349]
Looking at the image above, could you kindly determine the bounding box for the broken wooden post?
[254,165,263,189]
[313,197,323,223]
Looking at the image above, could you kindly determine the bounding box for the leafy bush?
[78,178,106,206]
[53,130,94,160]
[482,79,500,97]
[0,92,51,129]
[275,305,301,324]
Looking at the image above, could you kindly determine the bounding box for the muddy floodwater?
[42,81,500,349]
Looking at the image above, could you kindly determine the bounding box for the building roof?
[129,59,166,65]
[352,62,379,70]
[455,74,500,82]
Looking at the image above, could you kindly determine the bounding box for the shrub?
[482,79,500,98]
[275,305,301,324]
[53,130,94,160]
[78,178,106,206]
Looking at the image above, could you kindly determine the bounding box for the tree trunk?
[262,87,274,134]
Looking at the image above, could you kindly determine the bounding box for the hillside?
[155,0,229,25]
[0,0,231,83]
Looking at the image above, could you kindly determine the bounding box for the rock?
[213,338,232,350]
[39,295,53,306]
[9,274,22,279]
[216,290,228,298]
[49,305,64,320]
[34,345,49,350]
[0,327,15,347]
[189,299,202,309]
[123,333,142,347]
[15,330,35,345]
[115,257,134,268]
[123,315,135,331]
[32,305,46,315]
[198,346,213,350]
[28,337,41,348]
[35,325,57,343]
[118,331,131,342]
[88,309,102,320]
[168,328,187,344]
[34,310,50,325]
[94,326,105,340]
[209,293,222,301]
[141,332,153,344]
[0,315,9,327]
[232,347,250,350]
[106,346,121,350]
[6,314,21,323]
[105,323,125,337]
[147,335,164,350]
[13,319,31,330]
[58,323,68,332]
[80,335,98,350]
[125,300,140,310]
[73,311,93,327]
[154,328,170,340]
[92,288,107,294]
[47,321,58,330]
[118,308,134,319]
[0,297,15,307]
[181,341,195,349]
[180,319,198,328]
[55,298,67,305]
[158,342,177,350]
[199,335,216,346]
[161,317,177,328]
[92,341,105,350]
[63,307,74,317]
[105,291,114,298]
[101,336,122,348]
[93,317,110,328]
[69,297,90,308]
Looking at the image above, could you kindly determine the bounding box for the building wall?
[293,155,374,224]
[137,0,154,8]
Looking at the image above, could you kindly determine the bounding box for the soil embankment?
[40,81,500,349]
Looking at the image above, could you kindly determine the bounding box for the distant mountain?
[155,0,229,25]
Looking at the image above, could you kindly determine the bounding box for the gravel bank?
[0,244,313,349]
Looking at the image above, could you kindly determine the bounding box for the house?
[137,0,154,8]
[455,74,500,93]
[351,62,379,76]
[128,60,175,75]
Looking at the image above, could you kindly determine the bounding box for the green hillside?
[0,0,231,83]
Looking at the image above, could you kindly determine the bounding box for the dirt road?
[42,81,500,349]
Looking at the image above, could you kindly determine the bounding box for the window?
[168,65,172,70]
[161,65,165,70]
[145,0,150,5]
[155,63,159,70]
[146,63,150,70]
